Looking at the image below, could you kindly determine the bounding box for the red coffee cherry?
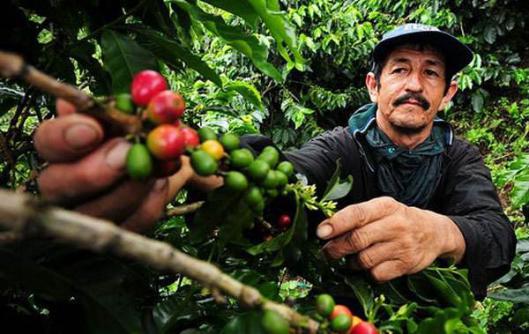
[147,124,185,160]
[277,214,292,229]
[180,127,200,148]
[146,90,186,124]
[131,70,167,106]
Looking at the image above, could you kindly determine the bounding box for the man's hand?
[316,197,466,282]
[34,99,205,232]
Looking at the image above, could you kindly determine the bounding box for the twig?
[165,201,204,217]
[0,189,319,333]
[0,51,142,136]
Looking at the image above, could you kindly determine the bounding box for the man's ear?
[365,72,378,103]
[439,80,458,111]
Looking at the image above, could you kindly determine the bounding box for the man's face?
[366,46,458,135]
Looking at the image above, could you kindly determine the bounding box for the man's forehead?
[386,45,446,66]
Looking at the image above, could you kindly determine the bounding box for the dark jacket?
[281,116,516,299]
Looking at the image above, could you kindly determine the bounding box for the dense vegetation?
[0,0,528,333]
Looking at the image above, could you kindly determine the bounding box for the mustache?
[393,93,430,110]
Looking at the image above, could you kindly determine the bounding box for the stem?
[165,201,204,217]
[0,51,142,136]
[0,189,319,332]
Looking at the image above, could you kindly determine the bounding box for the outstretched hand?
[34,99,196,232]
[316,197,466,282]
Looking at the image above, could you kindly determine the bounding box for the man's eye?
[392,68,406,74]
[425,69,439,77]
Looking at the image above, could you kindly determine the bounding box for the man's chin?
[390,121,427,135]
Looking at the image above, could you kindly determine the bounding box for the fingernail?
[317,223,333,239]
[105,140,131,170]
[64,124,100,149]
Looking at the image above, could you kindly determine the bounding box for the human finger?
[75,180,154,223]
[38,138,131,203]
[357,242,400,270]
[121,179,169,232]
[56,98,77,116]
[34,113,104,162]
[370,260,406,282]
[316,196,399,240]
[321,218,397,259]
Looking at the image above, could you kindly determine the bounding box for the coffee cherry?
[131,70,167,106]
[349,321,378,334]
[247,160,270,181]
[245,186,263,208]
[224,171,248,192]
[126,144,153,180]
[331,314,352,332]
[330,305,353,320]
[277,214,292,229]
[315,294,335,317]
[257,150,279,169]
[275,170,288,187]
[277,161,294,178]
[261,310,289,334]
[181,127,200,148]
[261,170,278,189]
[220,133,240,152]
[201,140,225,160]
[349,316,363,332]
[190,150,218,176]
[146,90,185,124]
[153,159,181,177]
[115,93,134,113]
[198,127,217,142]
[147,125,185,160]
[229,148,254,169]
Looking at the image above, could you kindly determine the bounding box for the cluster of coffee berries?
[118,70,297,218]
[315,294,378,334]
[189,128,295,214]
[113,70,199,180]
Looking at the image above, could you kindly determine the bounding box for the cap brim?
[373,30,473,75]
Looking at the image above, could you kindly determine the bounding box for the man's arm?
[439,142,516,299]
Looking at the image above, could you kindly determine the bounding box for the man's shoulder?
[446,136,483,164]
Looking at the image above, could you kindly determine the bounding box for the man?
[34,24,515,299]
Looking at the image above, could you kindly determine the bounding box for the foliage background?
[1,0,529,333]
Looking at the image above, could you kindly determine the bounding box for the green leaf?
[247,0,304,67]
[170,0,282,82]
[201,0,260,28]
[489,287,529,304]
[224,81,264,112]
[321,159,353,201]
[511,167,529,208]
[131,26,222,86]
[100,30,158,94]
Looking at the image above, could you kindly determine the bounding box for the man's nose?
[405,71,423,92]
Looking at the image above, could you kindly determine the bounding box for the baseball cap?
[373,23,473,75]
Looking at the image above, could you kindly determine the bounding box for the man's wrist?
[432,211,466,263]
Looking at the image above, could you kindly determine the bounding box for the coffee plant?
[0,0,528,333]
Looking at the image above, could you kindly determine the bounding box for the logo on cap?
[402,24,440,32]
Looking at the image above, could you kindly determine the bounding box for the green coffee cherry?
[277,161,294,178]
[126,144,153,180]
[115,93,134,113]
[191,150,218,176]
[220,133,240,152]
[198,127,217,142]
[224,171,248,192]
[229,148,254,169]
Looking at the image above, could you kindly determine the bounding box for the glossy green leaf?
[225,81,264,112]
[131,26,222,86]
[247,0,304,68]
[489,287,529,304]
[171,0,282,82]
[201,0,260,28]
[100,30,158,94]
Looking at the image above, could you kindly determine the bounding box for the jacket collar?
[347,103,454,146]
